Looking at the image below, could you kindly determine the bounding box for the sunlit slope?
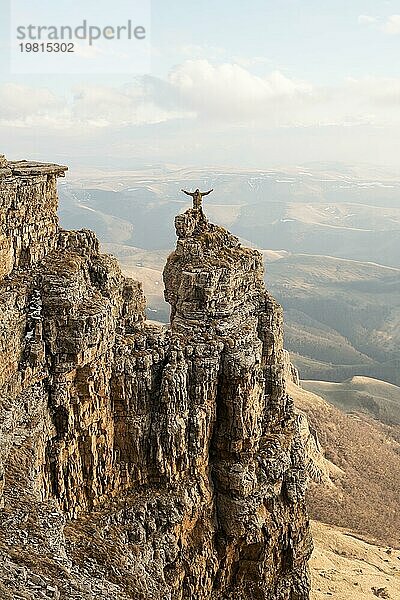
[303,376,400,426]
[310,521,400,600]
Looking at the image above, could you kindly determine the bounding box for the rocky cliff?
[0,155,312,599]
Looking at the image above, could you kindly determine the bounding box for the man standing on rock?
[181,188,213,210]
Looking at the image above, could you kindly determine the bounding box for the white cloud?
[72,85,143,126]
[0,83,64,125]
[168,60,313,121]
[0,80,187,129]
[2,61,400,132]
[71,83,189,127]
[164,61,400,127]
[358,15,377,25]
[383,15,400,35]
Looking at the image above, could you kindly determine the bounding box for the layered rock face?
[0,156,312,599]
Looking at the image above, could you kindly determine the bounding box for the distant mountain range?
[59,164,400,265]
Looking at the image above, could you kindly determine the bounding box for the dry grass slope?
[289,382,400,549]
[310,520,400,600]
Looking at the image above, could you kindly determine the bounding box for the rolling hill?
[302,376,400,428]
[266,254,400,385]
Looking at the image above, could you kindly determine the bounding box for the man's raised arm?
[201,189,214,196]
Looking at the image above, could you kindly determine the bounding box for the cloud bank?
[2,59,400,133]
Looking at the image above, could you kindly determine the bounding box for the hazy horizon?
[2,1,400,170]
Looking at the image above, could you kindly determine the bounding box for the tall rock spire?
[162,206,312,598]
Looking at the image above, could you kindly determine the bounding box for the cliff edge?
[0,156,312,599]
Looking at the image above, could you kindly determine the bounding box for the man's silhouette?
[181,188,213,210]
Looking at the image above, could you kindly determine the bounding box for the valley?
[58,163,400,384]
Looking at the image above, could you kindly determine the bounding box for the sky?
[1,0,400,170]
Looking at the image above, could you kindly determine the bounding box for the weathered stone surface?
[0,154,12,179]
[0,158,67,278]
[162,208,312,597]
[8,160,69,177]
[0,163,312,599]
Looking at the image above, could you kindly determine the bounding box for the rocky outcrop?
[283,349,300,387]
[281,352,335,485]
[0,156,312,599]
